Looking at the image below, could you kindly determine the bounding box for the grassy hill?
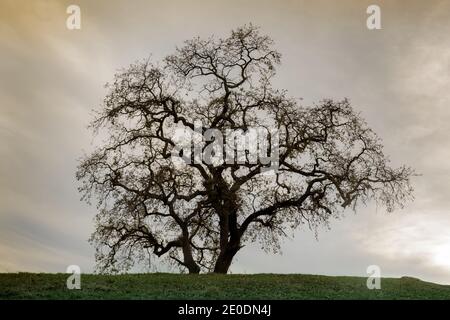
[1,273,450,299]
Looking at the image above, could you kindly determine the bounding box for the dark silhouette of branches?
[77,25,414,274]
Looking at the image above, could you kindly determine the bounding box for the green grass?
[1,273,449,300]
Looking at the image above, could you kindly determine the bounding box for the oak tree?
[77,25,413,274]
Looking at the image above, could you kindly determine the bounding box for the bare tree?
[77,25,414,274]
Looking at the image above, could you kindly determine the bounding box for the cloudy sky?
[1,0,450,284]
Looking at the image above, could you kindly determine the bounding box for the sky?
[1,0,450,284]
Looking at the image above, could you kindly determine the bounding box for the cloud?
[1,0,450,284]
[352,210,450,284]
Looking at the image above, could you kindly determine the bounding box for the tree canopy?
[77,25,414,274]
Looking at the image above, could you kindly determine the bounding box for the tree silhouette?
[77,25,414,274]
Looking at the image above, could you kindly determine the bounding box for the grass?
[1,273,450,300]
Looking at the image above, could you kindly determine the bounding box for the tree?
[77,25,414,274]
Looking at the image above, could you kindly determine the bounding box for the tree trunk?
[213,195,241,274]
[186,262,200,274]
[181,234,200,274]
[213,254,234,273]
[213,243,240,274]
